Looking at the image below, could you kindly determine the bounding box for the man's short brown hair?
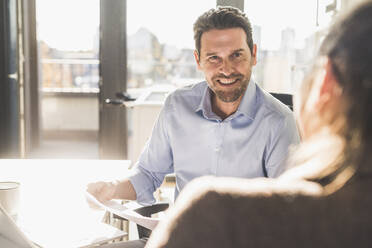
[193,6,254,57]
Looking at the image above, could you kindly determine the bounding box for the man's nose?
[219,59,234,76]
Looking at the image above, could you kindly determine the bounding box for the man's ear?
[194,50,202,70]
[251,44,257,66]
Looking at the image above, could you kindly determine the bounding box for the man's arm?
[87,96,174,205]
[265,112,300,177]
[128,96,174,205]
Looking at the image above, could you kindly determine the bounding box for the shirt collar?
[195,80,258,121]
[235,79,257,120]
[195,83,218,120]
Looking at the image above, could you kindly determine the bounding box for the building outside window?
[37,0,99,92]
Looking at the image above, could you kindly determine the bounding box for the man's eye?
[208,56,219,62]
[232,52,242,58]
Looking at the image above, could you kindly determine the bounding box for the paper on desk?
[85,192,160,231]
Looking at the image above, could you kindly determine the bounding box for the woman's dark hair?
[319,1,372,175]
[193,6,253,57]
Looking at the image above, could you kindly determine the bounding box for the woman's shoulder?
[177,176,323,206]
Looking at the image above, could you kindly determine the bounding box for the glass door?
[33,0,130,159]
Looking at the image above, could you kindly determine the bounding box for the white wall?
[41,93,98,131]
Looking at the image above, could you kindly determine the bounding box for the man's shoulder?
[171,81,207,96]
[256,86,294,121]
[165,81,207,107]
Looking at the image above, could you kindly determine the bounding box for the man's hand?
[86,179,137,208]
[86,181,117,203]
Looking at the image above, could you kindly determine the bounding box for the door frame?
[99,0,128,159]
[0,0,21,158]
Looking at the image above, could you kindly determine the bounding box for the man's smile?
[216,78,239,85]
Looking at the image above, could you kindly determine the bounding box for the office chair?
[270,92,293,110]
[113,203,169,239]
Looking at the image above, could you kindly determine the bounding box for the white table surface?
[0,159,132,248]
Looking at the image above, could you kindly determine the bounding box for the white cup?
[0,182,20,218]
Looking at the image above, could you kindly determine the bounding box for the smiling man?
[88,6,299,238]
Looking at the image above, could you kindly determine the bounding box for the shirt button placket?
[214,121,223,175]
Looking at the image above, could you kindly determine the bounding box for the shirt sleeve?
[129,97,174,205]
[264,112,300,178]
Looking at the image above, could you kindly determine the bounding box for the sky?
[36,0,100,51]
[36,0,333,51]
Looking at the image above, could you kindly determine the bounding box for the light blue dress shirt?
[129,80,300,205]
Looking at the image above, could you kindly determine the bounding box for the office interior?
[0,0,363,245]
[0,0,360,160]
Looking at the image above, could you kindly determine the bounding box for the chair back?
[134,203,169,239]
[270,92,293,110]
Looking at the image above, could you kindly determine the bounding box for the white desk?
[0,159,132,248]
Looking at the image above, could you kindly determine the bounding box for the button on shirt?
[129,80,300,205]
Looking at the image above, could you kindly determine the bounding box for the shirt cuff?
[129,168,156,206]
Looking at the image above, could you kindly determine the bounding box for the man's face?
[195,28,257,103]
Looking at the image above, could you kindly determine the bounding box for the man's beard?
[214,86,246,102]
[211,74,250,103]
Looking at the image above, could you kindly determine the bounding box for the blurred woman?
[146,1,372,247]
